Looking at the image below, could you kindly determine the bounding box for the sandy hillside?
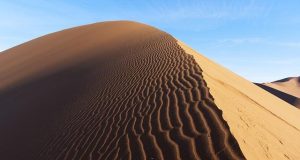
[179,41,300,160]
[0,21,244,160]
[257,77,300,108]
[0,21,299,160]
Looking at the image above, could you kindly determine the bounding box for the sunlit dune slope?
[179,41,300,160]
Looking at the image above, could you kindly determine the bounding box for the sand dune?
[257,77,300,108]
[0,21,244,160]
[266,77,300,98]
[178,41,300,160]
[0,21,299,160]
[256,83,300,108]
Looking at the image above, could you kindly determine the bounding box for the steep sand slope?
[0,21,244,160]
[179,41,300,160]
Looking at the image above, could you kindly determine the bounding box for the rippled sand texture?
[0,21,244,160]
[179,41,300,160]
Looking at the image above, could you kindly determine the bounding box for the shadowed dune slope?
[258,77,300,108]
[268,77,300,98]
[179,41,300,160]
[0,21,245,160]
[255,83,300,108]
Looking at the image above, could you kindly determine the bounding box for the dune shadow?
[255,83,299,108]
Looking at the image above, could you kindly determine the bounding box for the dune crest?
[0,21,244,160]
[266,77,300,98]
[178,41,300,160]
[1,21,300,160]
[255,83,300,108]
[256,77,300,108]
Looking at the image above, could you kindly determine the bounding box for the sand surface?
[258,77,300,108]
[0,21,244,160]
[1,21,300,160]
[179,41,300,160]
[265,77,300,98]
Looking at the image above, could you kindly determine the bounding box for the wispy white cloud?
[276,42,300,47]
[216,37,264,47]
[0,0,97,29]
[216,37,300,48]
[140,0,270,22]
[262,59,300,65]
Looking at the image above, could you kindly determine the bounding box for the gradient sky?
[1,0,299,82]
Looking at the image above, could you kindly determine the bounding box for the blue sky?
[0,0,299,82]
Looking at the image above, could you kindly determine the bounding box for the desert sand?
[179,41,300,160]
[257,77,300,108]
[265,77,300,98]
[0,21,299,160]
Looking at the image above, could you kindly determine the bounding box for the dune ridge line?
[0,21,245,160]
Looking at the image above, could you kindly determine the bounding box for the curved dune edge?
[0,21,245,160]
[264,77,300,98]
[259,77,300,108]
[256,83,300,108]
[178,40,300,160]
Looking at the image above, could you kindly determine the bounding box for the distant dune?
[266,77,300,98]
[0,21,300,160]
[257,77,300,108]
